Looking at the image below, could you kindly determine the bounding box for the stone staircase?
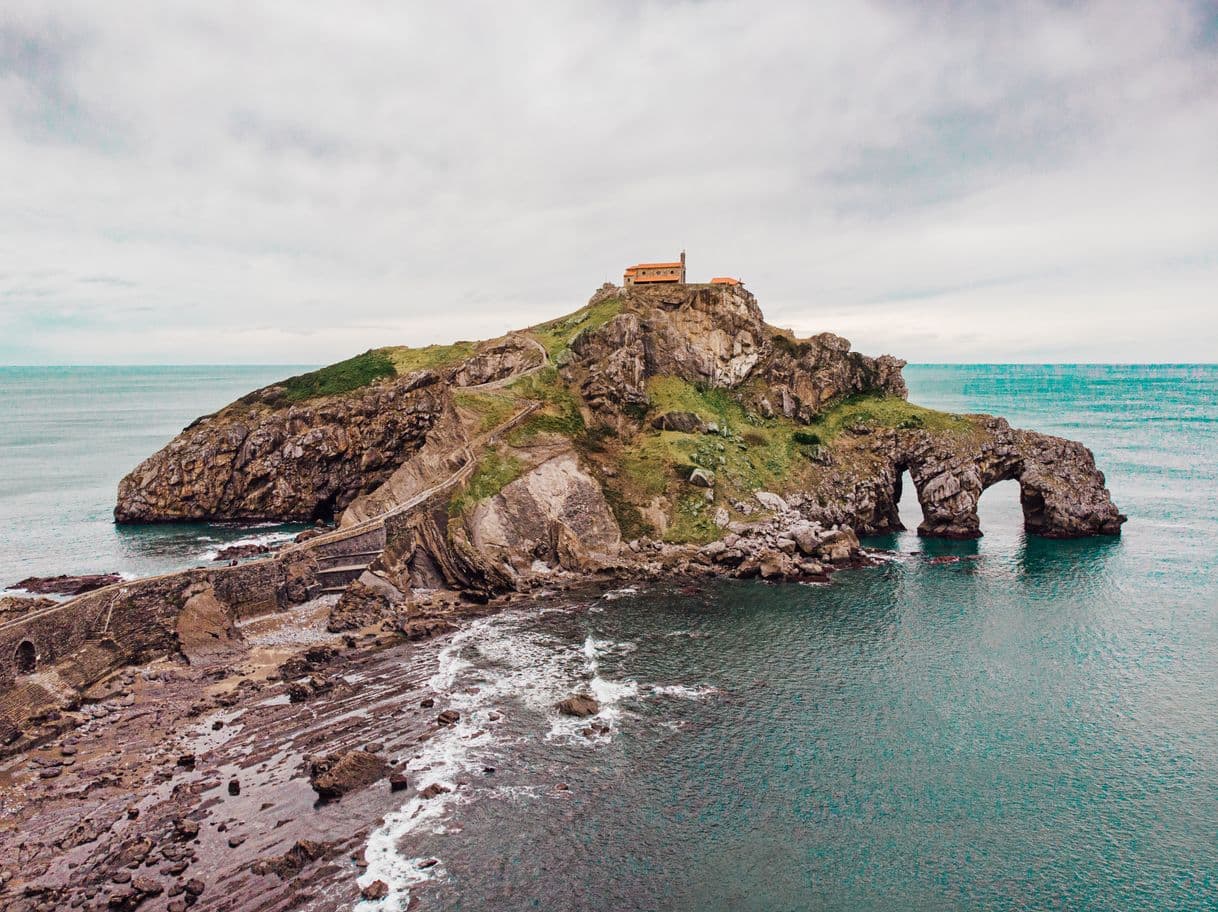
[315,549,383,594]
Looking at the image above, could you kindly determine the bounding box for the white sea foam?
[601,586,638,601]
[196,529,297,562]
[650,683,719,700]
[359,611,664,907]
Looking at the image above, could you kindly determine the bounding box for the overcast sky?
[1,1,1215,365]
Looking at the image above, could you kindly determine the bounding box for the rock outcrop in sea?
[2,281,1124,730]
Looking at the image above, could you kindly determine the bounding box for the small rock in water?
[556,694,599,718]
[436,710,460,726]
[361,880,390,901]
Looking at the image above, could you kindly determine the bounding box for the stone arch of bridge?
[15,640,37,675]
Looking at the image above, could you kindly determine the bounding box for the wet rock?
[389,773,409,792]
[211,542,278,562]
[396,616,457,641]
[361,880,390,901]
[173,819,199,840]
[11,574,122,595]
[131,877,161,896]
[556,694,599,718]
[418,783,451,800]
[287,673,336,703]
[227,778,240,796]
[435,710,460,726]
[309,750,389,801]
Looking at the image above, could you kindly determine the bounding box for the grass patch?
[527,297,623,359]
[448,447,522,516]
[803,394,978,442]
[506,367,586,443]
[666,493,720,545]
[453,389,519,433]
[264,340,481,403]
[601,484,651,541]
[276,349,397,402]
[645,376,738,427]
[384,341,477,374]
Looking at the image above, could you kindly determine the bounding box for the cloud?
[0,0,1215,364]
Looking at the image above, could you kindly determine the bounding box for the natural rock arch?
[15,640,36,675]
[895,422,1125,539]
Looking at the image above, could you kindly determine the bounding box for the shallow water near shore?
[359,364,1218,912]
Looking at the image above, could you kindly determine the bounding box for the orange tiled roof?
[710,276,741,285]
[625,262,683,271]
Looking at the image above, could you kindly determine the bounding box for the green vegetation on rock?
[449,447,522,516]
[453,389,519,433]
[270,340,480,403]
[804,394,978,442]
[506,367,586,443]
[528,297,623,359]
[384,341,478,374]
[277,350,397,402]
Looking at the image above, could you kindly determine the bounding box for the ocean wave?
[358,612,660,906]
[601,586,639,601]
[195,529,298,562]
[649,683,719,700]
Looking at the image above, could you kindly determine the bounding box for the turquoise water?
[0,365,310,590]
[353,365,1218,912]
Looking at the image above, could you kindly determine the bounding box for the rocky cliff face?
[115,370,448,523]
[466,452,622,575]
[559,283,906,426]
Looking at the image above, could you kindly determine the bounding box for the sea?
[2,364,1217,911]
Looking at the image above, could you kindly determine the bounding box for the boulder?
[556,694,599,717]
[815,527,859,563]
[466,452,621,573]
[688,468,715,488]
[361,880,390,901]
[754,491,788,513]
[309,750,389,801]
[651,411,706,433]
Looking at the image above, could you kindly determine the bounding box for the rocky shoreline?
[0,554,874,912]
[0,590,501,912]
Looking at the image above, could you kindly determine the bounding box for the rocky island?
[0,281,1124,911]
